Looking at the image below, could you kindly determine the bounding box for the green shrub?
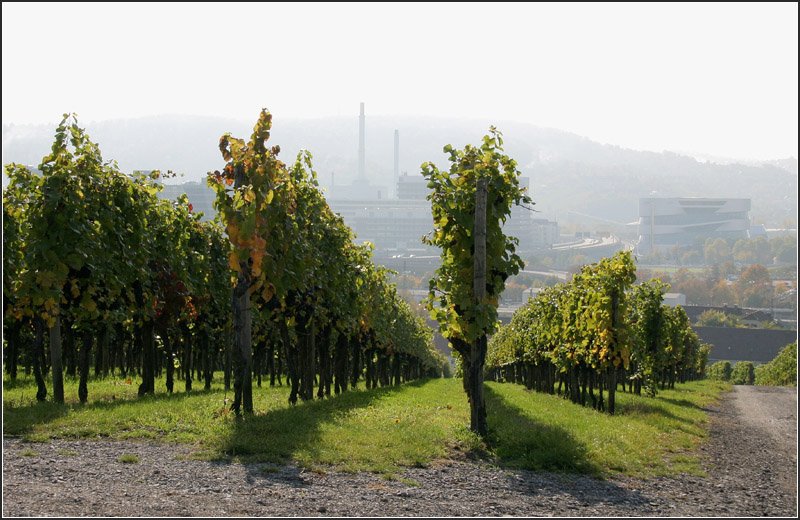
[731,361,755,385]
[696,310,743,328]
[707,361,732,381]
[696,343,712,377]
[755,342,797,387]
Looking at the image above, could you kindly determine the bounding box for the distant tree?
[672,277,711,305]
[769,236,797,264]
[732,237,772,265]
[732,239,757,264]
[696,309,743,328]
[681,250,703,266]
[672,268,692,287]
[705,263,721,284]
[709,279,736,306]
[704,238,731,265]
[735,264,772,307]
[718,260,737,279]
[752,237,774,265]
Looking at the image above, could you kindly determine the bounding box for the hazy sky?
[3,2,797,161]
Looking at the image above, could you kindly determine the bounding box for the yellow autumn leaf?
[228,251,240,272]
[261,284,275,302]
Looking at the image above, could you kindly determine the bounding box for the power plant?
[323,103,561,267]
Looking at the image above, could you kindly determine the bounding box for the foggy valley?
[3,112,796,229]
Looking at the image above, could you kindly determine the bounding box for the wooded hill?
[4,116,796,227]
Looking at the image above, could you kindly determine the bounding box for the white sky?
[2,2,798,161]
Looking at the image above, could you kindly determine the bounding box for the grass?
[57,448,78,457]
[117,453,140,464]
[3,372,729,478]
[485,380,729,477]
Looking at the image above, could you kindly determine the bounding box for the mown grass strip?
[3,374,728,477]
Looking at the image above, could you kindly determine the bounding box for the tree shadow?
[2,376,42,391]
[220,382,412,466]
[484,385,600,476]
[2,386,229,436]
[484,386,656,509]
[615,399,700,432]
[658,396,703,410]
[2,400,70,436]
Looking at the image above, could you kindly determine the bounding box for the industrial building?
[154,102,561,257]
[328,179,559,253]
[327,103,559,255]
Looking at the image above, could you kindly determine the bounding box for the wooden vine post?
[471,176,488,435]
[231,163,254,414]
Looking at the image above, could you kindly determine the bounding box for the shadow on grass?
[616,399,698,425]
[2,385,228,437]
[221,381,419,464]
[2,401,70,437]
[657,396,704,410]
[484,386,658,508]
[484,386,601,477]
[2,376,42,391]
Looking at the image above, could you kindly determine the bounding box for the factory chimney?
[393,129,399,177]
[358,102,366,180]
[393,129,400,199]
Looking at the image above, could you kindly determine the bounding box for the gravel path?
[3,385,797,517]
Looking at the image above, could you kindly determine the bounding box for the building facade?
[329,175,559,253]
[636,197,751,254]
[327,198,435,251]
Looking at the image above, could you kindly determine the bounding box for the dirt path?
[727,385,797,503]
[2,385,797,517]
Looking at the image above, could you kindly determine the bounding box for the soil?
[2,385,797,517]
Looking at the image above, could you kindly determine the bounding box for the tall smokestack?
[393,129,399,179]
[393,129,400,199]
[358,102,366,180]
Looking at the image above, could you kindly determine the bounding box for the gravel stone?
[2,385,796,517]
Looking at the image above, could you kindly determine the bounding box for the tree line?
[707,342,797,387]
[3,112,448,409]
[486,251,711,414]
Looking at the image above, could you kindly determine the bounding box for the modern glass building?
[636,197,751,253]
